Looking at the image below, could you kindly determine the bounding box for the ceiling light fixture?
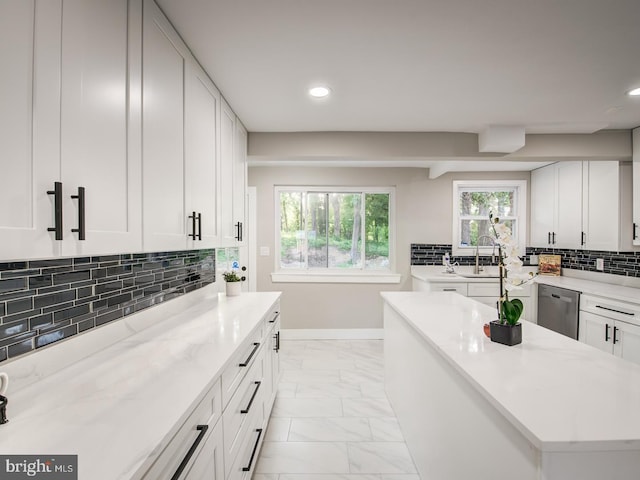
[628,87,640,96]
[309,86,330,98]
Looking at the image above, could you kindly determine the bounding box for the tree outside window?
[277,188,392,271]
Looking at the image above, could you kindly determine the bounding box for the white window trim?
[274,186,397,282]
[452,180,527,257]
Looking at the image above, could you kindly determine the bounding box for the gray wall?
[248,166,530,330]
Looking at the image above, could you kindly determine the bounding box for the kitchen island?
[382,291,640,480]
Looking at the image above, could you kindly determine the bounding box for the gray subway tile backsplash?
[411,243,640,278]
[0,249,215,364]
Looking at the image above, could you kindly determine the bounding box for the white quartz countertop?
[381,291,640,452]
[534,275,640,304]
[0,285,280,480]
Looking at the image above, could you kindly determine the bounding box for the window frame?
[451,180,527,257]
[272,185,399,283]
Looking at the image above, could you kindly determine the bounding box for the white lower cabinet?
[579,295,640,365]
[141,299,280,480]
[413,277,532,322]
[142,379,223,480]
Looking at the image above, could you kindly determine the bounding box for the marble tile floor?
[254,339,421,480]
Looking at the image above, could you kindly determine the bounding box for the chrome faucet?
[474,235,496,274]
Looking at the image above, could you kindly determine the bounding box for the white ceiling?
[156,0,640,135]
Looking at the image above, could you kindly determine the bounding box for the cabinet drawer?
[143,378,222,480]
[426,282,467,296]
[223,345,266,474]
[468,283,499,297]
[226,409,265,480]
[221,326,264,408]
[580,294,640,325]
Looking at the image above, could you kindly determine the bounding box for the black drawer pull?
[71,186,86,240]
[596,305,635,316]
[239,342,260,367]
[613,326,619,344]
[47,181,63,240]
[171,424,208,480]
[241,381,261,414]
[605,323,610,342]
[442,288,457,292]
[634,223,638,241]
[242,428,263,472]
[269,311,280,323]
[275,331,280,352]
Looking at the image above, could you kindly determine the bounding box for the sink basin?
[455,272,500,278]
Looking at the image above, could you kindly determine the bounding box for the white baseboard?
[280,328,384,340]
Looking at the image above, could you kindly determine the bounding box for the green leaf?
[502,298,523,326]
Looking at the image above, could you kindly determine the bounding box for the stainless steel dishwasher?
[537,284,580,339]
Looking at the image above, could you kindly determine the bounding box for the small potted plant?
[487,212,536,346]
[222,270,242,296]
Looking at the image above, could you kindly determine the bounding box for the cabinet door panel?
[583,162,619,251]
[614,321,640,366]
[60,0,139,255]
[0,0,61,260]
[185,63,219,247]
[578,311,613,354]
[632,128,640,246]
[220,100,236,242]
[142,1,187,251]
[530,165,555,247]
[555,161,582,248]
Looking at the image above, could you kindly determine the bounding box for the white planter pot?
[225,281,242,297]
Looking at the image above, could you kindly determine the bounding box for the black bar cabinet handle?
[239,342,260,367]
[240,381,261,414]
[171,424,208,480]
[47,181,63,240]
[235,221,243,241]
[197,213,202,240]
[275,331,280,352]
[242,428,263,472]
[71,186,86,240]
[548,232,551,245]
[581,231,585,246]
[634,223,638,241]
[596,305,634,316]
[605,323,610,342]
[269,311,280,323]
[188,212,197,240]
[613,326,619,344]
[552,232,556,244]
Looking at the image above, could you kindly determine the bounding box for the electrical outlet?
[529,254,539,265]
[596,258,604,271]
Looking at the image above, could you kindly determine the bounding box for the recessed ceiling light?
[309,86,330,98]
[628,87,640,96]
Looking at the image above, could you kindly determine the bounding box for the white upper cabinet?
[530,162,582,248]
[0,0,59,260]
[530,163,556,248]
[141,0,188,251]
[185,61,221,248]
[60,0,141,256]
[219,100,248,246]
[530,161,624,251]
[582,161,620,251]
[633,127,640,246]
[0,0,140,261]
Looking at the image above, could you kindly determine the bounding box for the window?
[275,187,395,279]
[452,180,527,256]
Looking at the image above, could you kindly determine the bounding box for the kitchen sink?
[455,272,500,278]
